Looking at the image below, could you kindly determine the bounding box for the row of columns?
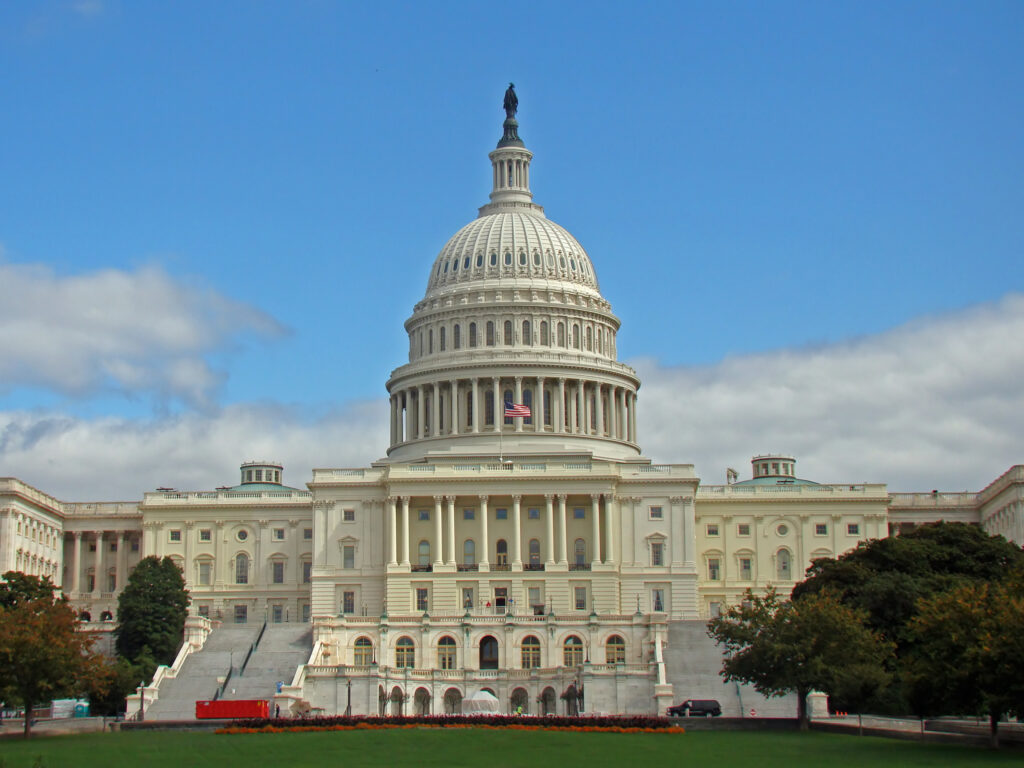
[494,155,529,190]
[385,494,617,568]
[65,530,135,596]
[390,377,637,446]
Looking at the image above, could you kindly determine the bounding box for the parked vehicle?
[667,699,722,717]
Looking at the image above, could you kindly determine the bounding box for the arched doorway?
[414,687,431,715]
[378,685,387,715]
[510,687,529,715]
[563,684,580,716]
[443,687,463,715]
[389,686,405,716]
[479,635,499,670]
[540,686,557,715]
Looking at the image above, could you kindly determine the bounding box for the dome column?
[445,496,456,566]
[514,377,523,433]
[471,378,480,433]
[618,387,627,440]
[590,495,602,565]
[536,376,546,431]
[544,494,556,565]
[576,380,585,434]
[404,390,412,443]
[479,495,490,569]
[491,377,500,432]
[512,494,523,568]
[629,391,638,443]
[417,385,425,439]
[596,383,605,436]
[432,383,441,437]
[433,496,443,566]
[450,379,459,435]
[388,498,398,566]
[400,496,411,566]
[556,378,566,434]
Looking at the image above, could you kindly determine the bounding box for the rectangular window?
[273,528,285,541]
[528,507,540,520]
[89,542,97,552]
[255,469,263,481]
[108,573,117,591]
[574,586,587,610]
[815,523,828,536]
[463,509,475,520]
[343,509,356,522]
[652,588,665,612]
[740,557,752,580]
[416,588,429,612]
[649,505,663,520]
[418,510,430,521]
[847,523,861,536]
[301,603,310,623]
[651,542,664,566]
[110,541,118,552]
[708,558,721,581]
[302,561,312,583]
[343,545,355,569]
[303,528,313,540]
[343,591,355,614]
[573,507,585,520]
[234,604,248,624]
[272,605,283,623]
[496,508,508,520]
[272,561,285,584]
[528,586,542,613]
[706,524,719,536]
[198,604,210,618]
[709,601,722,617]
[199,529,211,542]
[131,539,139,552]
[198,561,211,586]
[737,523,750,536]
[169,529,182,542]
[87,574,95,592]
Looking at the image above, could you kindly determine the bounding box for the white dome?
[425,211,600,298]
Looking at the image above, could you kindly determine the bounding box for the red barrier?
[195,700,269,720]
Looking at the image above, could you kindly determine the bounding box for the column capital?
[478,494,489,503]
[557,493,567,501]
[512,494,522,503]
[603,493,614,502]
[590,493,601,502]
[444,495,457,503]
[433,495,443,503]
[544,493,554,501]
[400,495,411,503]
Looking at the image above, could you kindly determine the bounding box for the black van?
[666,699,722,717]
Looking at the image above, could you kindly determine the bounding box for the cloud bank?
[1,294,1021,500]
[0,262,283,408]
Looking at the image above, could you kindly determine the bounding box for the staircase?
[663,621,796,718]
[144,623,311,721]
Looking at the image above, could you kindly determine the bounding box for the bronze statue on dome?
[503,83,518,119]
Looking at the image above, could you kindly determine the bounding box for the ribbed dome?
[425,211,600,297]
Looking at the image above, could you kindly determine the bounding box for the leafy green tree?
[115,556,190,667]
[0,572,108,737]
[905,571,1024,747]
[707,588,893,729]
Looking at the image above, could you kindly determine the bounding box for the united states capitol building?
[2,91,1022,718]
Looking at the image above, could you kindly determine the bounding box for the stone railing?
[889,492,979,509]
[142,489,312,506]
[0,478,65,513]
[700,483,888,498]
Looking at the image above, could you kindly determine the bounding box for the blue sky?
[1,1,1022,498]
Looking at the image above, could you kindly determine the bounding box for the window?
[574,586,587,610]
[343,591,355,614]
[88,541,96,552]
[557,322,566,347]
[777,549,792,580]
[108,572,117,591]
[496,508,508,520]
[815,523,828,536]
[343,545,355,569]
[847,523,860,536]
[573,507,585,519]
[199,528,211,542]
[198,605,210,618]
[709,601,722,617]
[486,321,495,346]
[302,561,312,584]
[528,586,542,614]
[301,603,311,623]
[131,539,139,552]
[706,524,719,536]
[540,321,549,345]
[198,561,211,586]
[737,523,751,536]
[606,635,626,664]
[237,529,249,542]
[528,539,541,565]
[303,528,313,540]
[563,636,584,666]
[527,507,540,520]
[574,538,586,565]
[496,539,508,566]
[707,558,721,581]
[272,561,285,584]
[418,510,430,521]
[469,322,477,347]
[418,541,430,566]
[740,557,752,580]
[344,509,356,522]
[438,636,456,670]
[273,528,285,541]
[521,636,541,669]
[235,553,249,584]
[453,324,461,349]
[652,588,665,612]
[463,509,475,520]
[169,529,182,543]
[503,320,513,345]
[272,604,283,623]
[651,542,664,566]
[415,588,429,611]
[463,539,475,565]
[777,524,789,536]
[395,637,415,668]
[440,326,446,351]
[110,541,117,552]
[649,506,663,520]
[522,320,531,345]
[354,637,373,665]
[234,604,247,624]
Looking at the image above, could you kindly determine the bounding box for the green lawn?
[1,729,1019,768]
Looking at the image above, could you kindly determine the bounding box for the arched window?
[503,320,513,345]
[503,388,514,424]
[574,538,586,566]
[440,327,446,351]
[504,251,512,266]
[428,329,433,354]
[522,320,531,345]
[572,324,580,349]
[490,252,497,266]
[585,326,592,351]
[557,322,566,347]
[777,548,792,580]
[533,251,541,266]
[418,540,431,566]
[523,388,533,425]
[476,253,483,267]
[486,321,495,346]
[543,389,552,426]
[563,636,584,666]
[235,553,249,584]
[496,539,508,566]
[528,538,540,565]
[466,390,474,427]
[354,637,373,665]
[438,636,456,670]
[540,321,549,346]
[605,635,626,664]
[453,324,461,349]
[521,635,541,669]
[463,539,476,566]
[485,391,494,425]
[469,322,477,348]
[395,636,415,668]
[519,251,527,266]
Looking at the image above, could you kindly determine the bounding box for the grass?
[1,728,1020,768]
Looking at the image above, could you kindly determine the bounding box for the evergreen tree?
[115,556,190,667]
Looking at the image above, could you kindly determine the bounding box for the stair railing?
[239,619,268,677]
[213,663,234,701]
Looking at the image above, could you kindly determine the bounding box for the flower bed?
[217,714,684,735]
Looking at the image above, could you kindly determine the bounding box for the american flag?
[504,401,531,418]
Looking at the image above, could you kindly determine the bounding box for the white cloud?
[0,262,283,408]
[1,294,1022,500]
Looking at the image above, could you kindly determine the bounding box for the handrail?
[239,619,268,676]
[214,664,234,701]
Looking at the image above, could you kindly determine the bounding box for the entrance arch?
[540,686,557,715]
[389,686,405,716]
[443,687,463,715]
[510,687,529,715]
[479,635,499,670]
[414,687,431,715]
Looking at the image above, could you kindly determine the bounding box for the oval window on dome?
[443,261,449,273]
[545,251,554,266]
[452,258,458,272]
[490,252,497,266]
[533,251,541,266]
[559,255,566,269]
[504,251,512,266]
[476,253,483,267]
[519,251,526,266]
[464,256,470,270]
[569,258,577,271]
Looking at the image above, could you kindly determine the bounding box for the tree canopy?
[707,588,893,728]
[115,556,190,667]
[0,572,108,737]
